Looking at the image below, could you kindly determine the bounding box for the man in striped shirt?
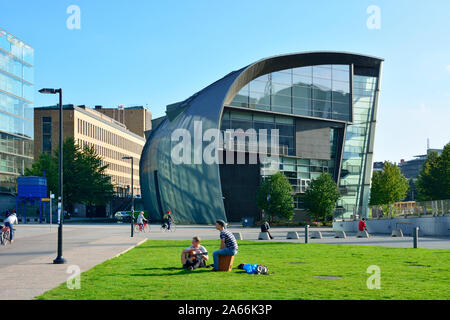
[211,220,238,271]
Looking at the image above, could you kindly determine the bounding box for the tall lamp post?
[122,156,134,237]
[39,88,66,264]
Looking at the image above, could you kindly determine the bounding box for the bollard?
[413,227,419,248]
[305,225,309,244]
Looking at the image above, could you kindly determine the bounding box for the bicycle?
[0,226,11,246]
[160,221,176,232]
[134,222,150,233]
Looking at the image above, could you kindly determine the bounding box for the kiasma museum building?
[140,52,383,224]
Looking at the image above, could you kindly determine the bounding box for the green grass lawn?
[37,240,450,300]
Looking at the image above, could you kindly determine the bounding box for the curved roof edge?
[224,51,384,106]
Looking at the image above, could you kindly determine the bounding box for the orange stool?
[218,255,235,272]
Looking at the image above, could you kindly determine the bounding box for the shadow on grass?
[131,267,214,277]
[134,245,190,249]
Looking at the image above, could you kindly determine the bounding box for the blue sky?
[1,0,449,162]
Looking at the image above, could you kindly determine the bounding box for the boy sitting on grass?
[181,236,209,270]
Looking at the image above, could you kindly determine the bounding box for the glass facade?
[221,109,295,156]
[225,65,379,216]
[337,75,377,218]
[0,28,34,192]
[220,108,342,209]
[230,64,351,121]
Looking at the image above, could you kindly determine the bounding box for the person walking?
[211,220,238,272]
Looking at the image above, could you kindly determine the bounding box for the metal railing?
[370,199,450,219]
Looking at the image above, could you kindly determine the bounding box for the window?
[230,64,352,121]
[42,117,52,154]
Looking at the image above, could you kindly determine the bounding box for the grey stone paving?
[0,223,448,300]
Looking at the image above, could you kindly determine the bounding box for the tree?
[369,161,409,206]
[24,137,114,211]
[416,143,450,201]
[25,152,58,194]
[256,172,294,223]
[303,173,341,222]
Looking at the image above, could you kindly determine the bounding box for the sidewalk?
[0,230,145,300]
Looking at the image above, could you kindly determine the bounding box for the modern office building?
[399,148,443,201]
[0,28,34,193]
[373,161,385,173]
[399,148,443,180]
[140,52,383,224]
[34,105,146,196]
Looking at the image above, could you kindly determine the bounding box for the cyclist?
[136,211,147,231]
[4,211,18,243]
[163,210,174,231]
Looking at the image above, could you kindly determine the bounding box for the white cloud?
[446,65,450,73]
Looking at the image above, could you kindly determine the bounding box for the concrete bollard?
[310,231,323,239]
[356,230,370,238]
[391,229,404,237]
[258,232,271,240]
[233,233,243,240]
[334,231,347,239]
[286,231,299,239]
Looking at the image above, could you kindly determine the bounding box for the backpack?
[238,264,270,275]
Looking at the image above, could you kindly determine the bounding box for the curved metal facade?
[140,52,383,224]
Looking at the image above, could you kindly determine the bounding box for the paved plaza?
[0,223,449,300]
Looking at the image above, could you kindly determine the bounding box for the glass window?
[42,135,51,153]
[293,97,312,116]
[230,110,252,120]
[332,69,350,82]
[313,88,332,101]
[292,66,312,77]
[313,100,332,118]
[249,79,270,93]
[292,74,313,86]
[253,113,274,123]
[230,120,252,131]
[276,124,294,137]
[249,91,270,110]
[271,82,291,95]
[230,85,249,108]
[272,94,291,109]
[271,71,292,85]
[292,85,311,99]
[313,65,332,79]
[313,77,332,91]
[42,122,51,134]
[333,102,350,121]
[297,166,309,173]
[275,116,294,125]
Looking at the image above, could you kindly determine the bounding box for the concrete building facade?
[94,105,152,138]
[34,105,146,196]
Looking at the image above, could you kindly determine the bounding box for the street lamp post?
[122,156,134,237]
[39,88,66,264]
